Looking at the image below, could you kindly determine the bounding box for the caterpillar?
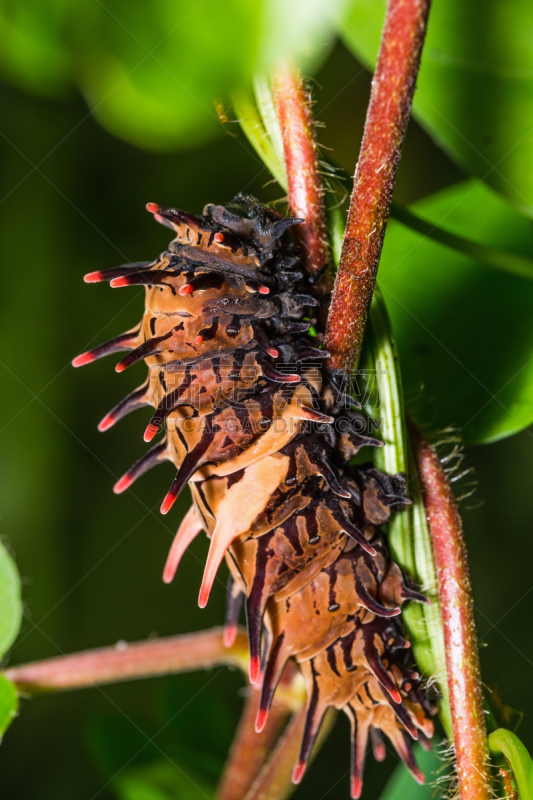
[73,195,436,798]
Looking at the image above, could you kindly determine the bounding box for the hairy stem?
[409,421,491,800]
[272,66,331,292]
[4,627,249,694]
[324,0,431,370]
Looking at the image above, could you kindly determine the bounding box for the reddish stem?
[409,420,490,800]
[4,628,248,694]
[243,707,336,800]
[216,683,292,800]
[325,0,431,370]
[243,705,307,800]
[272,67,331,292]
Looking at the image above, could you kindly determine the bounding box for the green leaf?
[489,728,533,800]
[113,760,214,800]
[0,540,22,658]
[390,202,533,282]
[378,178,533,444]
[362,289,451,736]
[341,0,533,216]
[0,0,348,151]
[379,743,448,800]
[0,674,18,737]
[232,81,288,190]
[322,160,533,281]
[0,0,74,97]
[80,0,261,152]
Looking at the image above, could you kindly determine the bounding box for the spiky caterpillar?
[73,195,436,798]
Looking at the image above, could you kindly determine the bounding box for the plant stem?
[217,681,294,800]
[272,66,331,291]
[243,707,336,800]
[4,627,249,694]
[324,0,431,370]
[409,420,491,800]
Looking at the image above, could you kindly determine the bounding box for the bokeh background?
[0,1,533,798]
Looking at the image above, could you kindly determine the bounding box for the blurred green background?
[1,0,533,798]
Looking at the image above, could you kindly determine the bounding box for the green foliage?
[363,289,451,737]
[0,0,346,150]
[390,202,533,282]
[88,714,219,800]
[113,761,214,800]
[0,540,22,658]
[4,0,533,221]
[1,4,533,798]
[489,728,533,800]
[86,673,241,800]
[232,79,287,190]
[380,179,533,444]
[341,0,533,216]
[0,674,17,737]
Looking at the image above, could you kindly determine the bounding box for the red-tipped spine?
[110,276,131,288]
[223,625,238,649]
[292,760,306,785]
[161,491,176,515]
[144,423,160,443]
[72,330,139,369]
[113,441,168,496]
[97,384,150,433]
[98,413,116,432]
[249,655,260,685]
[113,474,134,495]
[72,352,96,367]
[255,707,269,734]
[84,271,105,283]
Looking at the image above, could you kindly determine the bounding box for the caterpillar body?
[74,195,436,798]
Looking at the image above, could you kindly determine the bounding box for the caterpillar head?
[205,193,304,266]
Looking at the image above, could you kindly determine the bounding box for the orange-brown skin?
[74,195,435,798]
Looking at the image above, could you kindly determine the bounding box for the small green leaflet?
[0,539,22,658]
[0,675,18,738]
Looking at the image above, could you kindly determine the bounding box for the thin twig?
[243,707,337,800]
[325,0,431,370]
[217,676,295,800]
[409,420,491,800]
[272,66,331,294]
[4,628,248,694]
